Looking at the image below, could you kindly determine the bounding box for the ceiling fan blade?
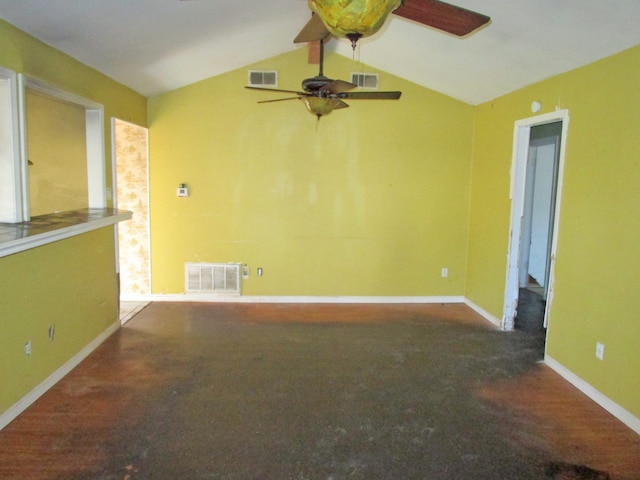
[245,86,306,95]
[257,97,304,104]
[339,91,402,100]
[294,14,330,43]
[393,0,490,37]
[320,79,356,94]
[329,98,350,110]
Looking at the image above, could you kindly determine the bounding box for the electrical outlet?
[242,264,249,279]
[595,342,605,360]
[48,324,55,342]
[441,268,448,278]
[24,340,31,356]
[257,267,263,277]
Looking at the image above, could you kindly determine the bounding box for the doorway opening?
[112,118,150,323]
[502,111,569,337]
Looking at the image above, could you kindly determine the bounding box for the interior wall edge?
[121,294,467,305]
[545,355,640,436]
[463,298,502,328]
[122,296,501,331]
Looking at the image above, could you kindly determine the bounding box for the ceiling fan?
[245,38,401,119]
[294,0,490,48]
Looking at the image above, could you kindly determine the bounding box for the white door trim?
[502,110,570,330]
[0,66,24,222]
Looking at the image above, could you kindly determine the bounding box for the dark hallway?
[514,287,547,355]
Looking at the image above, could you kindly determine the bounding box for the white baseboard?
[463,298,502,328]
[124,294,502,331]
[123,294,466,304]
[545,355,640,435]
[0,320,121,431]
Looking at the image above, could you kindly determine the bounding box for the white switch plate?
[595,342,605,360]
[441,268,448,278]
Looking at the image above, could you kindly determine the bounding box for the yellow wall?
[0,18,147,188]
[148,48,475,296]
[26,89,88,215]
[0,20,146,416]
[0,228,118,413]
[466,45,640,418]
[2,12,638,428]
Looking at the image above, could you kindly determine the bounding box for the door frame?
[502,110,569,331]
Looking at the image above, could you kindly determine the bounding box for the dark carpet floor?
[99,303,548,479]
[2,302,634,479]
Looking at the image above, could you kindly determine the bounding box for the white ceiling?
[0,0,639,104]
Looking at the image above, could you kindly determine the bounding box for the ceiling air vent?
[248,70,278,87]
[351,72,379,89]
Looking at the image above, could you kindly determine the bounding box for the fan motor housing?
[302,75,332,93]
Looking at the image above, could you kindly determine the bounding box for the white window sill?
[0,208,132,258]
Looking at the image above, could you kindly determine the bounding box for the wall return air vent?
[351,72,379,89]
[248,70,278,87]
[185,263,241,295]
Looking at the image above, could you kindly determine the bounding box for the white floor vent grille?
[185,263,241,294]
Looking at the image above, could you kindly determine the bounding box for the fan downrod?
[301,38,332,94]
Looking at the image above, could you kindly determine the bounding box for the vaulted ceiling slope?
[1,1,639,104]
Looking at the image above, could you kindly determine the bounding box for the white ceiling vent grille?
[248,70,278,87]
[186,263,241,294]
[351,72,379,89]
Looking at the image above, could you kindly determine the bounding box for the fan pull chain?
[350,38,361,62]
[347,33,362,54]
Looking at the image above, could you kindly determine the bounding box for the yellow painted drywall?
[0,20,146,418]
[148,47,475,296]
[26,89,88,215]
[0,228,119,413]
[466,45,640,418]
[0,18,147,185]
